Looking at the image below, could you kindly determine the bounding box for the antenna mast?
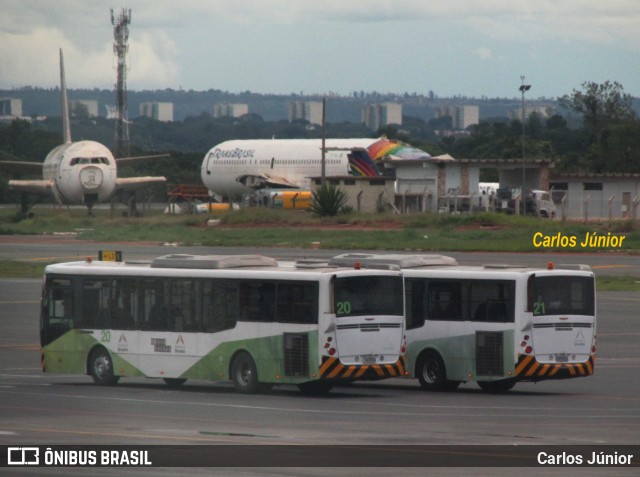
[111,8,131,157]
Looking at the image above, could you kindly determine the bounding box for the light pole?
[321,97,326,186]
[519,76,531,215]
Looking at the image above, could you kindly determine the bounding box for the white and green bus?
[40,254,406,394]
[330,254,596,393]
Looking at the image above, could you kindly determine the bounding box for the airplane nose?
[79,166,104,191]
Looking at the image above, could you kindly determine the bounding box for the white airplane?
[201,137,431,199]
[0,49,167,216]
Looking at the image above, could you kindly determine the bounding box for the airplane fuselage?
[43,140,117,206]
[201,138,378,197]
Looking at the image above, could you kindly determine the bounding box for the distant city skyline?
[1,1,639,99]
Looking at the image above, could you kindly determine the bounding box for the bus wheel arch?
[415,349,459,392]
[87,346,120,386]
[230,351,260,394]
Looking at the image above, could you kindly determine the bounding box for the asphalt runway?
[0,241,639,476]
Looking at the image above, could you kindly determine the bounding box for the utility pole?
[111,8,131,157]
[519,75,531,215]
[321,98,326,186]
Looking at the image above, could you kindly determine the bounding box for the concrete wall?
[311,177,395,213]
[550,177,640,220]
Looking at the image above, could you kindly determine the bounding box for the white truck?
[495,187,556,218]
[531,190,557,218]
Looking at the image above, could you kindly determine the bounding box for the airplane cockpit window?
[70,157,110,166]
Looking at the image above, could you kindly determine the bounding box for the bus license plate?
[362,355,376,365]
[555,354,569,363]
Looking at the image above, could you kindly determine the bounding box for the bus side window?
[239,282,275,322]
[81,288,100,328]
[277,282,317,324]
[148,303,171,331]
[94,280,135,330]
[204,281,238,332]
[487,301,509,322]
[470,281,514,323]
[170,306,184,332]
[406,279,426,329]
[42,281,74,344]
[112,281,135,330]
[427,281,462,321]
[83,279,110,328]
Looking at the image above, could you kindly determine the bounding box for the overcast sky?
[1,1,638,99]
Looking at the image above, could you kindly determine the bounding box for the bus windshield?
[531,275,595,316]
[333,275,403,317]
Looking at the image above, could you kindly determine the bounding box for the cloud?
[126,32,180,89]
[0,2,180,89]
[1,0,639,96]
[475,48,494,60]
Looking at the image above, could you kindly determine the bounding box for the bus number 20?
[336,301,352,315]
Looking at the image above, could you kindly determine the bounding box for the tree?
[558,81,635,148]
[603,121,640,172]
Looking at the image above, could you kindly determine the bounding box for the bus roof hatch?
[151,254,278,269]
[329,253,457,269]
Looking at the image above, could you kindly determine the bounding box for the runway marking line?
[0,300,40,304]
[0,344,40,350]
[21,256,89,262]
[0,425,275,444]
[591,264,632,269]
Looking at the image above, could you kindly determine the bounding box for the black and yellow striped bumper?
[516,354,595,380]
[320,355,407,380]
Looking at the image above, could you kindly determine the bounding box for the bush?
[310,184,349,217]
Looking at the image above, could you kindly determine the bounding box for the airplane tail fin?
[347,149,381,177]
[59,49,72,144]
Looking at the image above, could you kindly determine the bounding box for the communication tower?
[111,8,131,156]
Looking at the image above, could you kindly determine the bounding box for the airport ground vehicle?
[495,188,557,218]
[40,253,406,394]
[331,253,596,393]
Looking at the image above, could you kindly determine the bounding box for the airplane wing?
[236,173,300,190]
[115,154,171,166]
[0,160,43,175]
[115,176,167,191]
[8,179,54,196]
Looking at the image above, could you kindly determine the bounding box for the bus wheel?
[231,352,260,394]
[417,352,458,392]
[297,380,334,395]
[89,347,119,386]
[163,378,187,388]
[478,379,516,393]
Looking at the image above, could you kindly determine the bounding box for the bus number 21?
[533,302,546,316]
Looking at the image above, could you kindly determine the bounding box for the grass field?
[1,206,638,252]
[1,206,639,288]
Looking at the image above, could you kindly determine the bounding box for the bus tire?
[89,347,119,386]
[478,379,516,393]
[163,378,187,388]
[231,352,260,394]
[416,352,458,392]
